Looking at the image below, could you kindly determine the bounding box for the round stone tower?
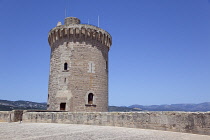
[47,17,112,112]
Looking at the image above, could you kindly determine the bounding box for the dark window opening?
[64,78,66,83]
[88,93,93,104]
[64,63,68,70]
[60,103,66,111]
[106,61,108,70]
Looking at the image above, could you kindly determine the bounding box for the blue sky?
[0,0,209,106]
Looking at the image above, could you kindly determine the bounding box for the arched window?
[64,63,68,70]
[88,93,93,104]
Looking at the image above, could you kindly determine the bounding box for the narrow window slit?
[64,63,68,70]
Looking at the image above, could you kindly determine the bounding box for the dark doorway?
[60,103,66,111]
[88,93,93,104]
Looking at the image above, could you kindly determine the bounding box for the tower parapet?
[47,17,112,112]
[48,17,112,49]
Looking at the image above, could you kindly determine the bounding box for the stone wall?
[0,110,23,122]
[22,111,210,135]
[13,110,23,122]
[0,111,11,122]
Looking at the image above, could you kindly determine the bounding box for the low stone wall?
[13,110,23,122]
[22,111,210,135]
[0,110,23,122]
[0,111,11,122]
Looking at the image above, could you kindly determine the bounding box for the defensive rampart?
[1,111,210,135]
[21,111,210,135]
[0,110,23,122]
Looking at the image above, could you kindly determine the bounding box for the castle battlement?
[48,17,112,49]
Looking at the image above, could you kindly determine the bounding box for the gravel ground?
[0,122,210,140]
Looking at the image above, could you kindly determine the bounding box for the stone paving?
[0,122,210,140]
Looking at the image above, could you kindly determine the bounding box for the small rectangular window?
[60,103,66,111]
[64,63,68,70]
[88,61,95,73]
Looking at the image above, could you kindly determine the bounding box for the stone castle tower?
[47,17,112,112]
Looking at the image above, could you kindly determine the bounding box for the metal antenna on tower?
[64,0,68,18]
[65,8,67,18]
[68,0,70,17]
[98,16,100,27]
[65,0,70,18]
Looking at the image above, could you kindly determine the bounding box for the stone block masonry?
[0,110,23,122]
[22,111,210,135]
[0,111,11,122]
[47,17,112,112]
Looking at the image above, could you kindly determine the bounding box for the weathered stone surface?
[22,111,210,135]
[0,110,23,122]
[1,122,210,140]
[0,111,11,122]
[47,17,112,112]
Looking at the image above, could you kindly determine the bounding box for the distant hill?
[108,106,142,112]
[0,100,47,111]
[0,99,210,112]
[129,102,210,112]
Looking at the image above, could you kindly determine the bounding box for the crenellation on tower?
[47,17,112,112]
[48,23,112,49]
